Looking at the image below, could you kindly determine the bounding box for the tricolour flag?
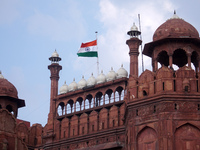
[77,40,98,57]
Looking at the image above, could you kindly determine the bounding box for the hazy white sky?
[0,0,200,126]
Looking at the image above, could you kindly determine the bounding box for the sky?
[0,0,200,126]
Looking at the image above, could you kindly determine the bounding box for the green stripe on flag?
[77,51,98,57]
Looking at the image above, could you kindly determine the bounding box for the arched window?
[67,99,74,113]
[105,89,113,103]
[76,101,80,112]
[66,103,71,114]
[6,105,14,115]
[57,102,65,116]
[57,105,63,116]
[81,101,84,110]
[173,49,187,68]
[72,103,74,113]
[121,90,125,100]
[143,90,147,96]
[100,95,103,106]
[95,92,103,107]
[76,97,83,111]
[110,92,114,103]
[85,99,89,109]
[91,98,94,108]
[116,86,124,101]
[105,94,109,104]
[115,91,120,102]
[157,51,169,67]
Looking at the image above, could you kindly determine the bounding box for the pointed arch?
[157,50,169,67]
[95,92,103,107]
[6,104,15,115]
[17,122,29,142]
[76,97,83,111]
[173,49,187,68]
[137,126,158,150]
[57,102,65,116]
[89,111,98,133]
[175,123,200,150]
[115,86,124,101]
[86,94,93,109]
[66,99,74,114]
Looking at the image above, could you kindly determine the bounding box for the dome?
[78,76,87,89]
[87,73,96,86]
[106,67,117,81]
[96,70,106,84]
[51,50,59,57]
[0,74,18,99]
[130,23,139,31]
[117,64,128,78]
[153,13,199,41]
[68,78,78,92]
[59,81,68,94]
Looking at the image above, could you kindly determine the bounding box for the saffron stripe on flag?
[81,40,97,48]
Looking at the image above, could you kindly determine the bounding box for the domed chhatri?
[106,67,117,81]
[96,70,106,84]
[68,78,78,92]
[153,12,199,41]
[60,66,129,93]
[78,76,87,89]
[59,81,68,94]
[52,50,59,57]
[127,22,141,38]
[87,73,96,86]
[117,64,128,78]
[49,50,61,63]
[0,72,18,99]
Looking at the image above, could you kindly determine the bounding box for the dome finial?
[0,71,4,79]
[171,10,180,19]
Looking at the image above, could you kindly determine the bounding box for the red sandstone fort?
[0,12,200,150]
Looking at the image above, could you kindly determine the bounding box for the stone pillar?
[126,37,142,78]
[74,102,76,112]
[169,54,173,68]
[187,53,191,68]
[47,63,62,141]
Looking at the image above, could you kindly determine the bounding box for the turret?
[126,23,142,78]
[126,23,142,100]
[47,50,62,133]
[0,71,25,118]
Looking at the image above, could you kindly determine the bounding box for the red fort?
[0,12,200,150]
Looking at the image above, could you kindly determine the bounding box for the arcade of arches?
[1,13,200,150]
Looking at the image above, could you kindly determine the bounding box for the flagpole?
[96,31,99,75]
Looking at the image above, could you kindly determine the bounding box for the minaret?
[47,50,62,133]
[126,23,142,78]
[126,23,142,99]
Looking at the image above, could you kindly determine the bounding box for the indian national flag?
[77,40,98,57]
